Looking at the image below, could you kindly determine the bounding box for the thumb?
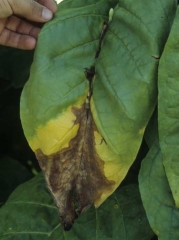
[7,0,53,22]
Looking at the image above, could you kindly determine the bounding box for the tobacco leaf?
[158,6,179,207]
[20,0,119,229]
[139,136,179,240]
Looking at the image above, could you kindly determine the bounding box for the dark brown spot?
[36,103,114,230]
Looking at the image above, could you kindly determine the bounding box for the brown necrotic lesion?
[36,103,114,231]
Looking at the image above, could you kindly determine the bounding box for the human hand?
[0,0,57,50]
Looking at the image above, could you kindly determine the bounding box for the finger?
[36,0,57,13]
[5,15,40,39]
[0,0,13,18]
[7,0,54,22]
[0,28,37,50]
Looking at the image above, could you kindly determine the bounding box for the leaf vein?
[5,201,57,209]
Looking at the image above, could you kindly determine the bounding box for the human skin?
[0,0,57,49]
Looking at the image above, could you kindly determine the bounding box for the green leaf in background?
[139,137,179,240]
[158,6,179,207]
[20,0,178,229]
[0,157,33,207]
[0,173,154,240]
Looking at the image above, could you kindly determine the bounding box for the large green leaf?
[158,6,179,207]
[139,138,179,240]
[0,173,154,239]
[20,0,177,229]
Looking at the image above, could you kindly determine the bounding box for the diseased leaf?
[158,6,179,207]
[20,0,117,228]
[20,0,177,229]
[139,137,179,240]
[0,173,154,239]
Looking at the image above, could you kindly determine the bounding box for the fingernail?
[42,8,53,20]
